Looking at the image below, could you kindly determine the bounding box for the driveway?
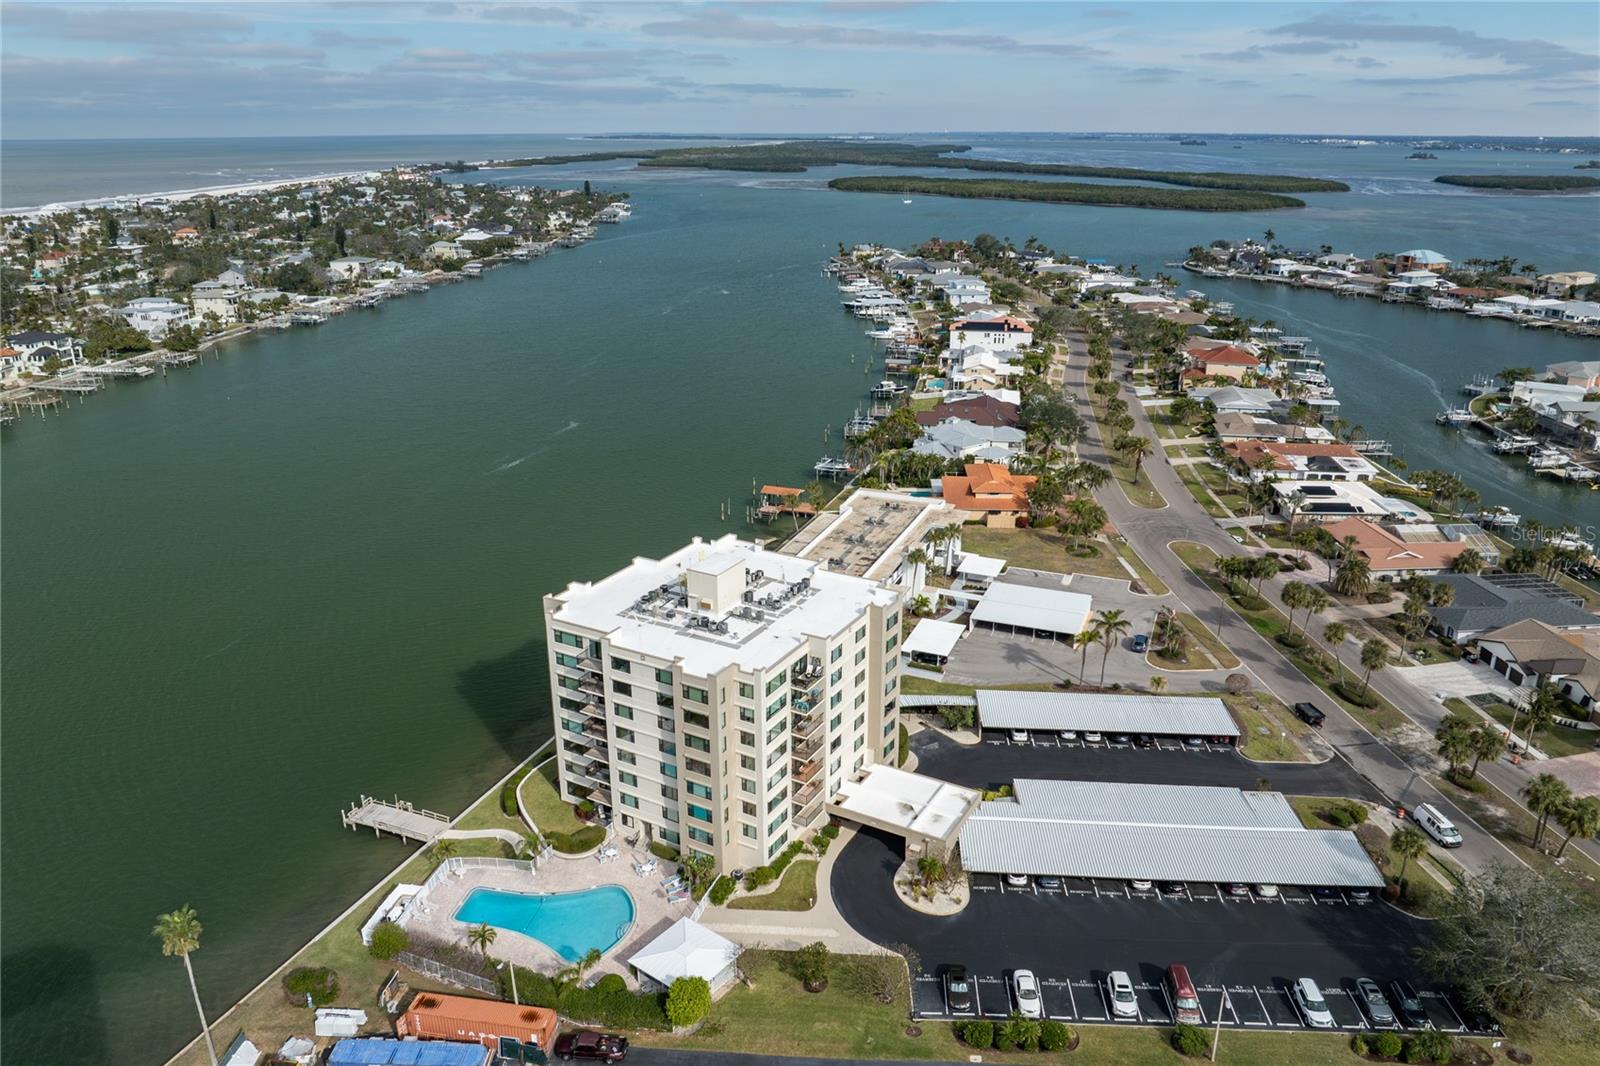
[1394,661,1522,704]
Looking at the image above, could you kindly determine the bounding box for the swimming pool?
[454,885,634,963]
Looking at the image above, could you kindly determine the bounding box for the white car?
[1107,970,1138,1018]
[1292,978,1335,1029]
[1011,969,1043,1019]
[1059,729,1078,742]
[1129,878,1153,891]
[1005,873,1030,888]
[1255,884,1280,898]
[1010,729,1030,744]
[1084,731,1104,743]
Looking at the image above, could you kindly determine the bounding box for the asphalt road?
[830,828,1482,1035]
[628,1053,968,1066]
[910,728,1379,799]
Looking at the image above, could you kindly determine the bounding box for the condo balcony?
[792,755,821,783]
[791,707,824,740]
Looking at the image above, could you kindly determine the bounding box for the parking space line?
[1440,994,1468,1034]
[1065,979,1078,1019]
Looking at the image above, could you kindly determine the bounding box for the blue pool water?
[453,885,634,962]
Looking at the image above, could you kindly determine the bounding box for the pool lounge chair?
[667,889,691,904]
[660,874,684,890]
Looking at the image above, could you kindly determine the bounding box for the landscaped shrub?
[666,976,712,1027]
[648,841,680,862]
[1276,632,1309,650]
[794,941,830,991]
[499,765,531,817]
[898,723,910,766]
[595,973,627,995]
[1366,588,1394,604]
[514,963,669,1029]
[818,824,840,841]
[368,920,409,960]
[709,876,736,906]
[959,1019,994,1048]
[1403,1030,1453,1064]
[282,966,339,1007]
[1374,1031,1403,1058]
[997,1016,1041,1051]
[1351,1033,1370,1057]
[745,866,777,889]
[770,840,806,876]
[1039,1019,1070,1051]
[1172,1022,1210,1057]
[1334,680,1380,708]
[546,825,606,853]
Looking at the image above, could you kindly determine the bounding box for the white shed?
[629,917,742,993]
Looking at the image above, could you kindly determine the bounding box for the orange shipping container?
[396,992,558,1052]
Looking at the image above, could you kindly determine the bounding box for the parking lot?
[836,827,1497,1038]
[908,728,1378,799]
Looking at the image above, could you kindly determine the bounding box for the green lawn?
[1113,462,1168,509]
[727,860,819,911]
[1168,542,1408,735]
[1108,536,1171,595]
[521,760,586,836]
[1149,641,1218,671]
[1173,463,1230,519]
[1193,461,1251,514]
[1479,701,1597,759]
[959,525,1126,579]
[1362,616,1457,667]
[1430,773,1600,903]
[1227,694,1313,762]
[632,947,1373,1065]
[1165,442,1213,458]
[901,677,1063,697]
[1177,611,1241,668]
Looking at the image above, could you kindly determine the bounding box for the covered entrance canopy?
[903,619,966,665]
[827,764,983,858]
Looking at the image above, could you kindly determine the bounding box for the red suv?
[1167,964,1204,1025]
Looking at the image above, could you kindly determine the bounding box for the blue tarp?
[327,1038,488,1066]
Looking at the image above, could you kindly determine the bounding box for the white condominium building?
[543,535,903,870]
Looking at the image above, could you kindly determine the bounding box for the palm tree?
[1075,626,1099,684]
[1281,581,1310,638]
[1467,725,1505,779]
[153,905,218,1066]
[1334,554,1372,597]
[427,838,458,869]
[575,946,604,982]
[1389,825,1427,886]
[1521,680,1560,754]
[1451,547,1484,574]
[1554,795,1600,858]
[1359,638,1389,696]
[905,548,930,592]
[1435,717,1475,779]
[1522,773,1572,849]
[1150,675,1168,695]
[1116,436,1154,482]
[1095,609,1132,687]
[1323,622,1349,683]
[467,922,498,960]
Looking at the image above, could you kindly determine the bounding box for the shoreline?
[1,169,385,218]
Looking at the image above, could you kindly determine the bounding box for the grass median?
[727,860,819,911]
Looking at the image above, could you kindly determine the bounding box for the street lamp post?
[1211,988,1230,1061]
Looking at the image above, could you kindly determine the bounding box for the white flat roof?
[629,917,741,987]
[830,764,981,843]
[957,552,1007,579]
[970,581,1092,635]
[976,691,1240,738]
[549,535,897,677]
[903,619,966,660]
[960,779,1383,887]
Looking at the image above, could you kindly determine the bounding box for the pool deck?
[404,849,688,984]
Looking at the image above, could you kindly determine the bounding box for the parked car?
[1292,701,1327,727]
[1185,736,1205,747]
[555,1031,629,1062]
[944,965,974,1013]
[1292,978,1335,1028]
[1084,731,1104,743]
[1010,729,1030,744]
[1161,881,1187,896]
[1005,873,1030,888]
[1356,978,1397,1027]
[1012,968,1043,1019]
[1413,803,1463,848]
[1110,732,1131,745]
[1348,886,1373,901]
[1129,878,1153,891]
[1311,885,1342,901]
[1132,634,1150,652]
[1037,875,1063,890]
[1135,733,1155,748]
[1255,884,1279,898]
[1059,729,1078,742]
[1223,883,1250,897]
[1388,979,1429,1029]
[1107,970,1138,1018]
[1167,964,1204,1024]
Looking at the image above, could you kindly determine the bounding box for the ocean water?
[2,134,1599,1064]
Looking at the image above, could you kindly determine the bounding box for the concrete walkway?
[699,827,890,956]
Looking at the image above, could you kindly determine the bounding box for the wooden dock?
[341,795,450,844]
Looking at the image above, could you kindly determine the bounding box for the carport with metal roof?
[976,690,1241,742]
[958,779,1384,888]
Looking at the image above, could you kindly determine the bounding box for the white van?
[1413,803,1463,848]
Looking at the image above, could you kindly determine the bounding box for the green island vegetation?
[827,175,1307,212]
[460,140,1347,193]
[1434,174,1600,191]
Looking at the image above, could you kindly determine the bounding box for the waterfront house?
[1537,271,1598,296]
[192,288,243,324]
[912,417,1026,462]
[950,315,1032,352]
[950,349,1023,391]
[213,267,250,288]
[1222,440,1376,482]
[1474,618,1600,721]
[328,256,377,281]
[1183,345,1259,387]
[1188,385,1281,416]
[938,462,1037,527]
[427,240,467,262]
[1558,300,1600,325]
[1534,400,1600,451]
[1211,412,1336,444]
[1320,517,1495,576]
[5,329,83,364]
[1271,482,1428,524]
[914,394,1020,429]
[121,295,191,337]
[1317,252,1361,269]
[934,274,992,307]
[1394,249,1451,274]
[1429,574,1600,642]
[1545,360,1600,389]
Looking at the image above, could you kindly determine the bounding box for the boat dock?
[340,795,451,844]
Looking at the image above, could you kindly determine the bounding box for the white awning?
[903,619,966,660]
[976,691,1240,738]
[629,918,741,987]
[956,552,1007,580]
[969,581,1092,636]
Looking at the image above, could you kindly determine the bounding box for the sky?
[2,1,1596,139]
